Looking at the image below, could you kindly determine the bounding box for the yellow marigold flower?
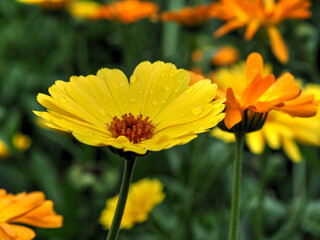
[17,0,74,9]
[34,61,225,155]
[100,178,165,229]
[0,140,9,158]
[211,0,311,63]
[12,133,31,151]
[95,0,159,24]
[211,46,239,66]
[212,81,320,162]
[0,189,63,240]
[161,3,216,26]
[213,52,318,133]
[67,1,100,19]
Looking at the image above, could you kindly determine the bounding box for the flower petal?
[245,52,264,83]
[267,26,289,63]
[246,130,265,154]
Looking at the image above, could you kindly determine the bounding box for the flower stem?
[228,132,245,240]
[106,157,136,240]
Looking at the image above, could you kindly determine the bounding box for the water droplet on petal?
[152,100,158,106]
[120,82,124,87]
[174,88,178,92]
[160,73,165,77]
[100,109,106,116]
[124,103,129,108]
[170,73,174,77]
[130,75,137,83]
[58,96,67,103]
[198,125,206,131]
[165,86,170,91]
[192,105,202,115]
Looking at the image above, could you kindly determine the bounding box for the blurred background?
[0,0,319,239]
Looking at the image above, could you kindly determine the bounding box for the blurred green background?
[0,0,320,239]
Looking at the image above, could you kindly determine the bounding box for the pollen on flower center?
[108,113,155,143]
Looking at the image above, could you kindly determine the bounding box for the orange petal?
[225,88,242,129]
[189,71,206,86]
[267,26,289,63]
[244,20,260,40]
[241,74,275,106]
[245,52,264,83]
[214,20,246,38]
[8,225,35,240]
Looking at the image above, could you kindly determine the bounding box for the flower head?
[211,46,239,66]
[17,0,74,9]
[0,140,9,158]
[67,1,100,19]
[161,4,215,26]
[35,61,225,155]
[95,0,158,24]
[12,133,31,151]
[212,53,318,133]
[0,189,63,240]
[212,0,311,63]
[100,178,165,229]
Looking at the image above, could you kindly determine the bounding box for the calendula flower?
[95,0,158,24]
[211,46,239,66]
[212,52,317,133]
[34,61,225,155]
[0,189,63,240]
[67,1,100,19]
[17,0,74,9]
[0,140,9,158]
[211,0,311,63]
[100,178,165,229]
[12,133,31,151]
[161,3,215,26]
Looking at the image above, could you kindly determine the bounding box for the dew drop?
[152,100,158,106]
[192,105,202,115]
[198,125,206,131]
[174,88,178,92]
[160,73,165,77]
[170,73,174,77]
[58,96,67,103]
[120,82,124,87]
[186,87,194,93]
[100,109,106,116]
[164,86,170,91]
[130,75,137,83]
[124,103,129,108]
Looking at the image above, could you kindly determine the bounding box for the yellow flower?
[212,83,320,162]
[34,61,225,155]
[100,178,165,229]
[12,133,31,151]
[0,140,9,158]
[67,1,100,19]
[17,0,74,9]
[211,0,311,63]
[0,189,63,240]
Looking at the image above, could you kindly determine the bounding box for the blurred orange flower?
[211,46,239,66]
[17,0,74,9]
[0,189,63,240]
[95,0,158,24]
[161,4,215,26]
[211,0,311,63]
[213,52,318,131]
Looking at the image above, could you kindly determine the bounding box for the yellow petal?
[246,131,265,154]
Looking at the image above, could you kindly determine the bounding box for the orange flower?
[213,52,318,132]
[95,0,158,24]
[211,46,239,66]
[161,4,215,26]
[211,0,311,63]
[0,189,63,240]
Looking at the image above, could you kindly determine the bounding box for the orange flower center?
[108,113,155,143]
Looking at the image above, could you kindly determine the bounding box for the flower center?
[108,113,155,143]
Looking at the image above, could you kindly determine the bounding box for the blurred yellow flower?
[13,133,31,151]
[211,0,311,63]
[0,140,9,158]
[0,189,63,240]
[17,0,74,9]
[67,1,100,19]
[100,178,165,229]
[95,0,159,24]
[211,46,239,66]
[34,61,225,155]
[212,83,320,162]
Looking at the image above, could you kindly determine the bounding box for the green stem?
[106,157,136,240]
[228,133,245,240]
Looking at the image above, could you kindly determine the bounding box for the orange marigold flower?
[0,189,63,240]
[161,4,215,26]
[211,0,311,63]
[211,46,239,66]
[213,52,318,132]
[95,0,158,24]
